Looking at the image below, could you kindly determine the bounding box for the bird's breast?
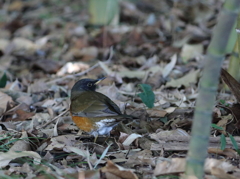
[71,115,94,132]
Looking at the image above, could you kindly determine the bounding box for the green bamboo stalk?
[228,41,240,81]
[238,14,240,54]
[226,21,237,53]
[237,14,240,79]
[184,0,240,178]
[88,0,119,26]
[227,13,240,83]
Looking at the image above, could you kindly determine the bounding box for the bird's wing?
[71,91,122,118]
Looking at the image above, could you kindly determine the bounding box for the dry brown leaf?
[154,158,235,176]
[0,39,10,51]
[221,68,240,103]
[28,80,48,93]
[5,79,23,91]
[180,43,203,62]
[126,149,155,167]
[216,114,233,134]
[165,107,176,113]
[63,47,98,61]
[78,170,100,179]
[8,0,24,11]
[14,109,35,121]
[32,113,51,128]
[11,37,38,51]
[204,158,235,173]
[147,108,167,118]
[211,167,238,179]
[16,95,33,105]
[0,151,41,168]
[32,59,60,73]
[122,133,142,147]
[118,132,129,144]
[150,129,189,142]
[57,62,90,76]
[10,131,31,151]
[166,70,200,87]
[45,135,77,151]
[162,54,177,78]
[101,160,138,179]
[45,138,65,151]
[0,91,13,115]
[208,148,237,158]
[154,158,185,176]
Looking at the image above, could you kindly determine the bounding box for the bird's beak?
[94,77,106,85]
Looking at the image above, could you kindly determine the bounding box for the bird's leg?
[92,132,98,143]
[94,135,98,143]
[77,130,83,136]
[102,135,110,145]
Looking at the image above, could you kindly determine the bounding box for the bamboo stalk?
[184,0,240,178]
[228,41,240,81]
[88,0,119,26]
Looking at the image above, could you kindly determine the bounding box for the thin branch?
[46,46,114,85]
[37,109,69,129]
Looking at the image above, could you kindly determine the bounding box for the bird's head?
[71,77,106,92]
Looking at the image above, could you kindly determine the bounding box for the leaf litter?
[0,0,239,179]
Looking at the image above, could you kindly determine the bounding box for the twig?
[46,63,100,85]
[46,46,114,85]
[37,109,69,129]
[75,62,100,77]
[106,46,114,63]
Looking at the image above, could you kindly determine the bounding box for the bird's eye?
[87,83,92,87]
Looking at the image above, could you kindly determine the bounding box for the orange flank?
[71,115,94,132]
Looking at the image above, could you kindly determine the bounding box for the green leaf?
[220,134,226,150]
[228,133,240,155]
[228,133,238,150]
[0,72,7,88]
[137,84,155,108]
[219,99,225,105]
[159,117,168,124]
[211,124,224,131]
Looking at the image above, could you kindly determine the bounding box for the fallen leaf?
[138,84,155,108]
[162,54,177,78]
[32,59,60,73]
[154,158,185,176]
[101,160,138,179]
[147,108,167,118]
[204,158,235,173]
[180,43,203,62]
[57,62,90,76]
[0,151,41,168]
[122,133,142,146]
[28,80,48,93]
[211,167,238,179]
[14,109,35,121]
[154,158,235,176]
[0,39,10,52]
[0,91,13,115]
[221,68,240,103]
[166,70,200,87]
[11,37,38,51]
[9,131,31,151]
[8,0,24,11]
[208,148,237,158]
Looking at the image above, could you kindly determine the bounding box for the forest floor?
[0,0,240,179]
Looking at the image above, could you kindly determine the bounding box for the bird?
[70,77,130,136]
